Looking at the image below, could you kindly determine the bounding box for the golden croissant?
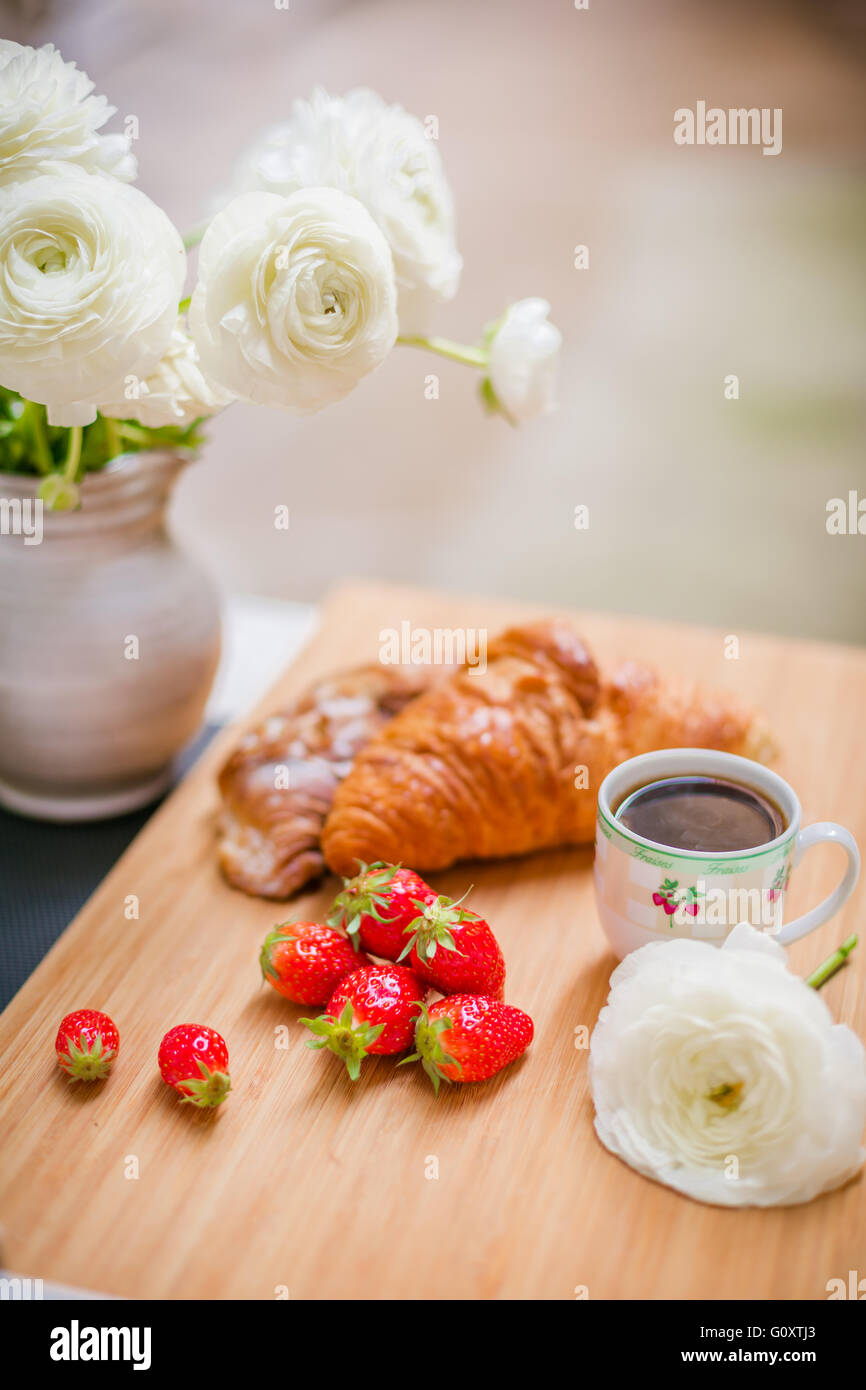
[321,620,775,876]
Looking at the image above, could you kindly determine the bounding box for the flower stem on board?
[806,934,857,990]
[397,334,488,369]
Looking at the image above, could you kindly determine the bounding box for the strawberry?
[55,1009,119,1082]
[158,1024,231,1108]
[260,920,370,1005]
[402,996,533,1093]
[301,964,427,1079]
[399,890,506,999]
[327,861,438,959]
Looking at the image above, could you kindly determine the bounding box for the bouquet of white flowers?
[0,42,562,510]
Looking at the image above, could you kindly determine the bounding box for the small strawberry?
[260,920,370,1005]
[399,890,506,999]
[158,1024,231,1108]
[680,887,702,918]
[402,996,534,1093]
[327,861,438,959]
[652,892,665,906]
[55,1009,119,1082]
[662,899,677,916]
[301,964,427,1080]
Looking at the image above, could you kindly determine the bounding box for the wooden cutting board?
[1,580,864,1300]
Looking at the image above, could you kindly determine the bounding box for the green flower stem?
[117,421,154,447]
[806,934,857,990]
[177,295,191,314]
[103,416,122,460]
[25,402,53,474]
[397,334,488,369]
[62,426,83,482]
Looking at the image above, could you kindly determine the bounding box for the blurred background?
[4,0,865,641]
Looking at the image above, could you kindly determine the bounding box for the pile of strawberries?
[52,862,534,1108]
[260,862,534,1091]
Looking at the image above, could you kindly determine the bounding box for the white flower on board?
[589,923,866,1207]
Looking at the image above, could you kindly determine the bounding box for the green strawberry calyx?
[259,923,297,985]
[326,861,401,945]
[58,1032,116,1083]
[398,889,473,966]
[398,1003,461,1095]
[178,1059,232,1108]
[300,999,384,1081]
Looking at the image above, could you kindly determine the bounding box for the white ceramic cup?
[595,748,860,959]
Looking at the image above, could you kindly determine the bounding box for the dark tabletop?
[0,726,218,1013]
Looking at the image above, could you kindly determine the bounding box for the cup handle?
[775,823,860,946]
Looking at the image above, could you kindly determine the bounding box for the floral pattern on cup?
[767,863,792,902]
[652,879,704,924]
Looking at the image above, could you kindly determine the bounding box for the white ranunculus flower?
[589,924,866,1207]
[98,319,233,428]
[189,186,398,412]
[0,168,185,426]
[484,298,561,424]
[225,89,461,332]
[0,42,136,186]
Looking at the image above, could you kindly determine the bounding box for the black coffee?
[614,775,785,853]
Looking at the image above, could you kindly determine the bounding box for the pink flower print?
[767,863,792,902]
[652,878,703,925]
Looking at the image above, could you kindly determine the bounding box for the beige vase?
[0,451,221,821]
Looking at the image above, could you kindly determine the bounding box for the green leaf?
[0,388,209,479]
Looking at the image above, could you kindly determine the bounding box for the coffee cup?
[595,748,860,959]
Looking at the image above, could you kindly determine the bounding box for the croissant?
[218,664,430,898]
[321,620,775,876]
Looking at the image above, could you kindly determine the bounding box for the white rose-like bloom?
[225,89,461,331]
[484,298,562,424]
[589,924,866,1207]
[189,187,398,412]
[0,42,136,186]
[98,319,233,428]
[0,168,185,426]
